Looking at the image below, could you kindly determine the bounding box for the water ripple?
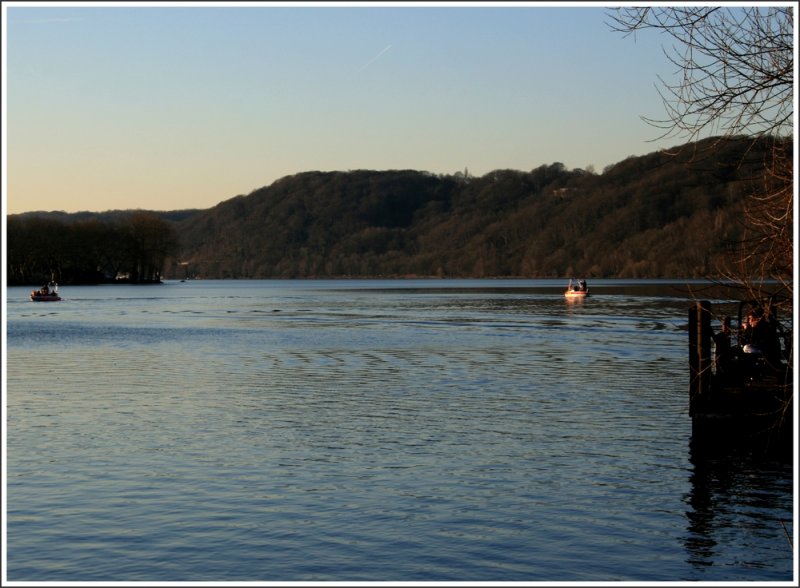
[5,280,793,582]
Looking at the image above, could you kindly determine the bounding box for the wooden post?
[689,300,712,417]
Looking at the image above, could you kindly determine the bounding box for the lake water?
[4,279,795,582]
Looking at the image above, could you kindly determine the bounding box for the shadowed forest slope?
[172,136,782,279]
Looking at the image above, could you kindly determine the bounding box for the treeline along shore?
[7,136,790,284]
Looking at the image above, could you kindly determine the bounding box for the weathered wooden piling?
[688,300,712,417]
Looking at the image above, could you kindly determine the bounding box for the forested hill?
[171,136,778,279]
[7,136,786,283]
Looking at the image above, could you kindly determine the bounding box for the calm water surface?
[4,279,795,582]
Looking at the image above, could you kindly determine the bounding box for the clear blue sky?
[4,1,681,214]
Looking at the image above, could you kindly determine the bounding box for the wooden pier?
[689,300,793,454]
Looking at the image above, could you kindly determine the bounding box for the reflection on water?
[4,279,794,582]
[685,439,794,577]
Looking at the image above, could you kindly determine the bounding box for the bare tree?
[609,6,792,140]
[609,5,793,304]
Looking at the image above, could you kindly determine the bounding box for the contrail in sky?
[356,44,392,73]
[18,17,85,23]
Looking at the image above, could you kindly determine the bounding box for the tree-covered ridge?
[172,136,783,279]
[6,136,788,284]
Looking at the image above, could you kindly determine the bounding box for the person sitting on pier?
[712,315,733,376]
[741,308,782,368]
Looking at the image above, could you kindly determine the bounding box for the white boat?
[564,278,589,298]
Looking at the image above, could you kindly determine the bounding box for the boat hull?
[30,294,61,302]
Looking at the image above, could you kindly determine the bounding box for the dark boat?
[30,281,62,302]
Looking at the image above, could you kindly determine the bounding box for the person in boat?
[579,279,587,292]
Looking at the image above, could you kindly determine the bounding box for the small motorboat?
[31,281,62,302]
[564,278,589,298]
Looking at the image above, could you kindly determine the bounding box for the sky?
[3,1,692,214]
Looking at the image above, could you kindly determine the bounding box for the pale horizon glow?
[5,1,691,214]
